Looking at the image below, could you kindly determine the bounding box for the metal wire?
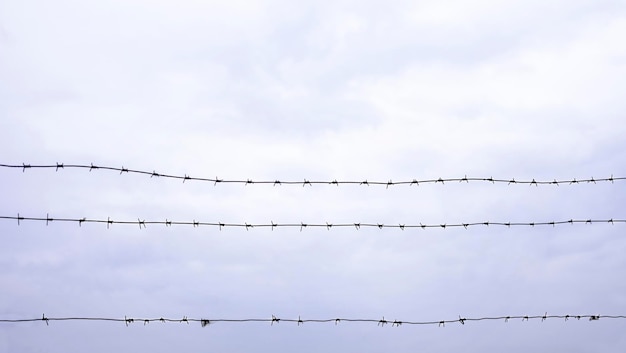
[1,214,624,230]
[0,313,617,327]
[1,163,622,187]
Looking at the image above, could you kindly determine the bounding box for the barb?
[0,314,620,327]
[1,215,624,231]
[1,163,622,187]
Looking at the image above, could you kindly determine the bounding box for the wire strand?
[1,214,623,230]
[0,313,617,327]
[1,163,622,187]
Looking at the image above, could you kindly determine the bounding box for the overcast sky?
[1,0,626,352]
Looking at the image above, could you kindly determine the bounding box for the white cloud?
[1,0,626,352]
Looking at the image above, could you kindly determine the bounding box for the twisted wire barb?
[1,163,623,187]
[1,215,624,230]
[0,313,618,327]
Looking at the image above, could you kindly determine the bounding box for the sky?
[1,0,626,351]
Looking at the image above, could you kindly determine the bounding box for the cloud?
[1,0,626,352]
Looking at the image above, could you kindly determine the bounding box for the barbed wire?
[0,313,618,327]
[1,163,623,187]
[1,214,623,231]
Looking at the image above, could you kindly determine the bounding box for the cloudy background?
[1,0,626,351]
